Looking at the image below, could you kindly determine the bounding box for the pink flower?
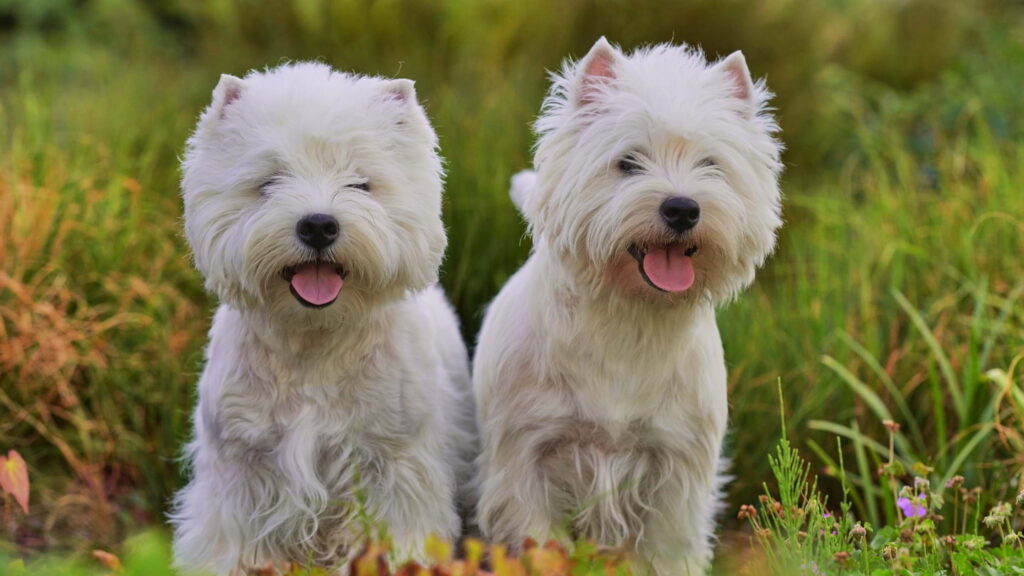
[897,496,927,518]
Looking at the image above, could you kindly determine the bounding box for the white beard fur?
[169,62,476,575]
[473,38,783,575]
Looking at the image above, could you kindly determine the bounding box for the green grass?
[0,0,1022,573]
[743,386,1024,575]
[724,99,1024,525]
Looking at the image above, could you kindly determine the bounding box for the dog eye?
[352,180,371,192]
[696,157,718,169]
[258,173,284,196]
[618,154,643,175]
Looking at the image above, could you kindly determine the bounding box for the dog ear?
[574,36,622,107]
[211,74,245,119]
[716,51,756,116]
[380,79,417,104]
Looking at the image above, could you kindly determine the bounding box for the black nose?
[296,213,340,249]
[659,196,700,233]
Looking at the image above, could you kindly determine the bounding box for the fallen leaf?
[92,550,123,572]
[425,533,452,565]
[0,450,29,513]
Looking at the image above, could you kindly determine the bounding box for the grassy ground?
[1,0,1023,573]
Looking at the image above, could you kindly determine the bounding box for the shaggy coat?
[170,63,475,575]
[473,38,783,575]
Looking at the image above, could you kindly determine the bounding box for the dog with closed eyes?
[473,38,783,574]
[170,62,476,575]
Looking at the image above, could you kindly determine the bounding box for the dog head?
[525,38,783,305]
[182,62,445,322]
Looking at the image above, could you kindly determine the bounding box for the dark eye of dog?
[618,154,643,175]
[696,157,717,169]
[258,173,283,196]
[352,180,371,192]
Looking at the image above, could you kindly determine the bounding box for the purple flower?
[897,496,927,518]
[800,561,824,576]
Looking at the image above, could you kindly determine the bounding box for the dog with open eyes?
[170,62,476,575]
[473,38,783,574]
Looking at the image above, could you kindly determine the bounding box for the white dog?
[473,38,783,574]
[170,62,475,575]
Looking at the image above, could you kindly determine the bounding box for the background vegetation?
[0,0,1022,573]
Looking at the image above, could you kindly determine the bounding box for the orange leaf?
[92,550,123,572]
[0,450,29,514]
[523,547,568,576]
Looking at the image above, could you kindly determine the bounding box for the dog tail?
[509,170,537,216]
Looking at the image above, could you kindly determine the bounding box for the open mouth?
[281,261,348,309]
[627,243,699,293]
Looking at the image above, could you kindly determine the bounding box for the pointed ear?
[716,51,756,116]
[574,37,622,107]
[211,74,245,118]
[380,79,417,104]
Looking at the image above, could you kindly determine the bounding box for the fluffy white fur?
[473,38,783,574]
[170,62,475,575]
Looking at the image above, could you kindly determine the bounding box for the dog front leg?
[476,458,558,550]
[634,477,717,576]
[365,446,461,565]
[172,462,272,576]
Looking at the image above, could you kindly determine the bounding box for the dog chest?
[526,409,722,538]
[210,373,413,480]
[531,419,675,539]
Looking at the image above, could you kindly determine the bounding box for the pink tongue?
[290,262,343,306]
[642,245,695,292]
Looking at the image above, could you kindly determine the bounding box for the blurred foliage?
[0,0,1021,566]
